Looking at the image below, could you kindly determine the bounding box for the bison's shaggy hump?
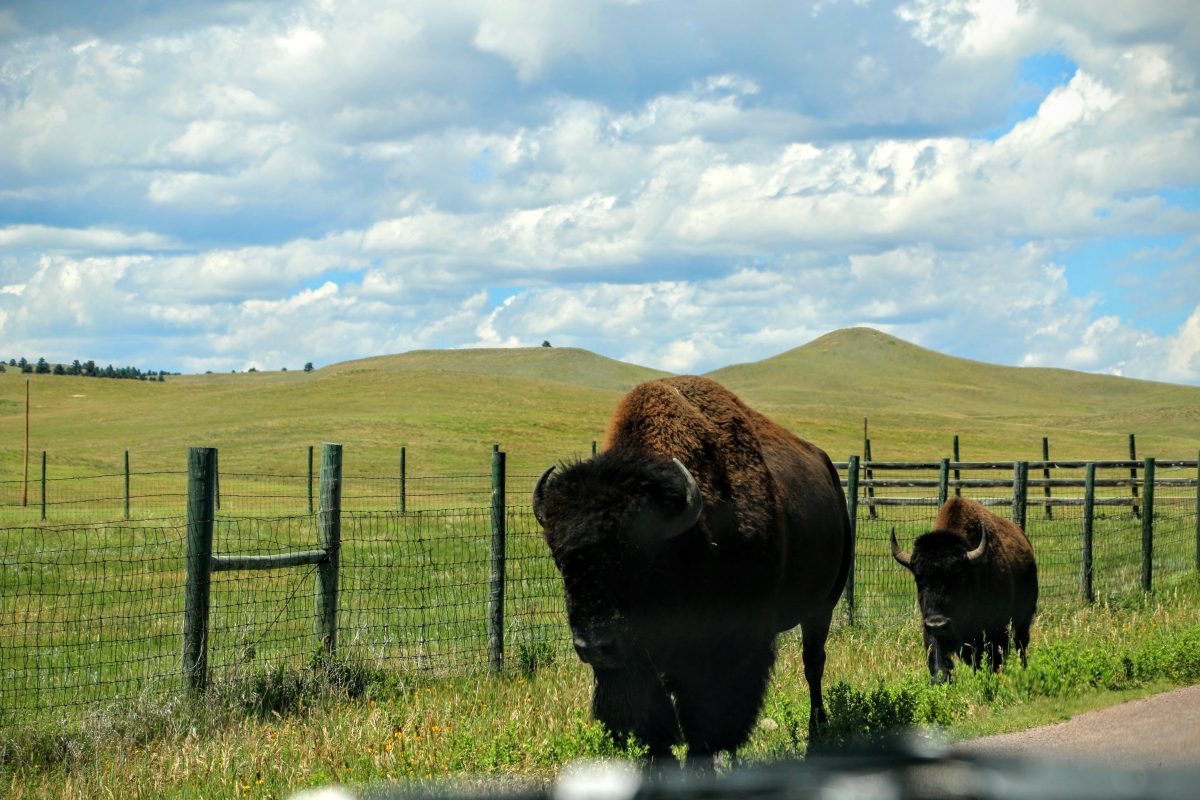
[604,375,781,541]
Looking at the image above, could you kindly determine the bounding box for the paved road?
[956,684,1200,768]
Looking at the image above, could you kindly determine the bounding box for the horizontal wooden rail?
[845,477,1197,489]
[211,549,328,572]
[862,495,1149,508]
[831,459,1198,471]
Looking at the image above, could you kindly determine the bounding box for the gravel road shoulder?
[955,683,1200,768]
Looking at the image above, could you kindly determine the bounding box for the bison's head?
[532,450,703,670]
[891,524,987,682]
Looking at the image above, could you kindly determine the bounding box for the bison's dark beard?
[591,656,681,761]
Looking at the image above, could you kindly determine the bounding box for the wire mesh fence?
[0,467,493,524]
[1,456,1196,723]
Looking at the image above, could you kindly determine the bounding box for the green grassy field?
[4,577,1199,799]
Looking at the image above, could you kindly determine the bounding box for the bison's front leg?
[592,663,679,763]
[924,630,953,684]
[671,643,775,770]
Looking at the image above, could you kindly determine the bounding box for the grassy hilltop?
[1,328,1197,482]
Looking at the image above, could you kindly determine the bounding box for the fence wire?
[1,460,1196,722]
[0,519,186,718]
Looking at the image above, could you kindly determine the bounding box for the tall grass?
[4,576,1198,799]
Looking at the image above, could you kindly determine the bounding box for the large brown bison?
[532,376,852,768]
[890,496,1038,683]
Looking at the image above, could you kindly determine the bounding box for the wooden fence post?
[865,438,877,519]
[952,435,961,497]
[937,458,949,508]
[592,440,597,457]
[1195,450,1199,573]
[184,447,217,693]
[845,456,859,626]
[1129,434,1140,519]
[40,450,46,521]
[124,450,130,520]
[488,444,506,673]
[1081,462,1095,603]
[307,445,314,515]
[400,446,407,514]
[1012,461,1028,532]
[1141,457,1155,593]
[317,443,342,656]
[1042,437,1053,519]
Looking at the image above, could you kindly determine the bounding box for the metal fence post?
[40,450,46,521]
[1082,462,1095,603]
[124,450,130,520]
[308,445,314,515]
[1141,457,1155,593]
[488,444,506,673]
[400,446,407,514]
[845,455,860,626]
[184,447,217,693]
[317,443,342,656]
[1195,450,1199,573]
[1012,461,1028,532]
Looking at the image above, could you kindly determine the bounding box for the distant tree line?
[2,357,169,382]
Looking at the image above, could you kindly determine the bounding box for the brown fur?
[539,376,852,765]
[899,496,1039,681]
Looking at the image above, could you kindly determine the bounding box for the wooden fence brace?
[1081,462,1095,603]
[1141,457,1155,592]
[316,443,342,656]
[953,435,961,497]
[183,447,217,693]
[937,458,949,507]
[40,451,46,521]
[124,450,130,520]
[845,456,860,626]
[1012,461,1028,532]
[865,438,877,518]
[400,446,407,514]
[1042,437,1053,520]
[488,444,507,673]
[1129,434,1140,519]
[307,445,314,514]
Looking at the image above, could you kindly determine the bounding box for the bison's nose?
[924,615,951,633]
[572,634,623,669]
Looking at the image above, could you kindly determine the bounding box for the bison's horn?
[663,458,704,539]
[890,527,913,571]
[966,521,988,565]
[532,465,556,528]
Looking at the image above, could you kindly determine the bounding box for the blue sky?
[1,0,1198,383]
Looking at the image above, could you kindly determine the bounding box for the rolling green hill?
[0,329,1196,484]
[708,328,1200,462]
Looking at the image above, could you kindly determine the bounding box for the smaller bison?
[890,497,1038,683]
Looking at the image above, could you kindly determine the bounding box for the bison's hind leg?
[800,609,834,733]
[1013,615,1033,668]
